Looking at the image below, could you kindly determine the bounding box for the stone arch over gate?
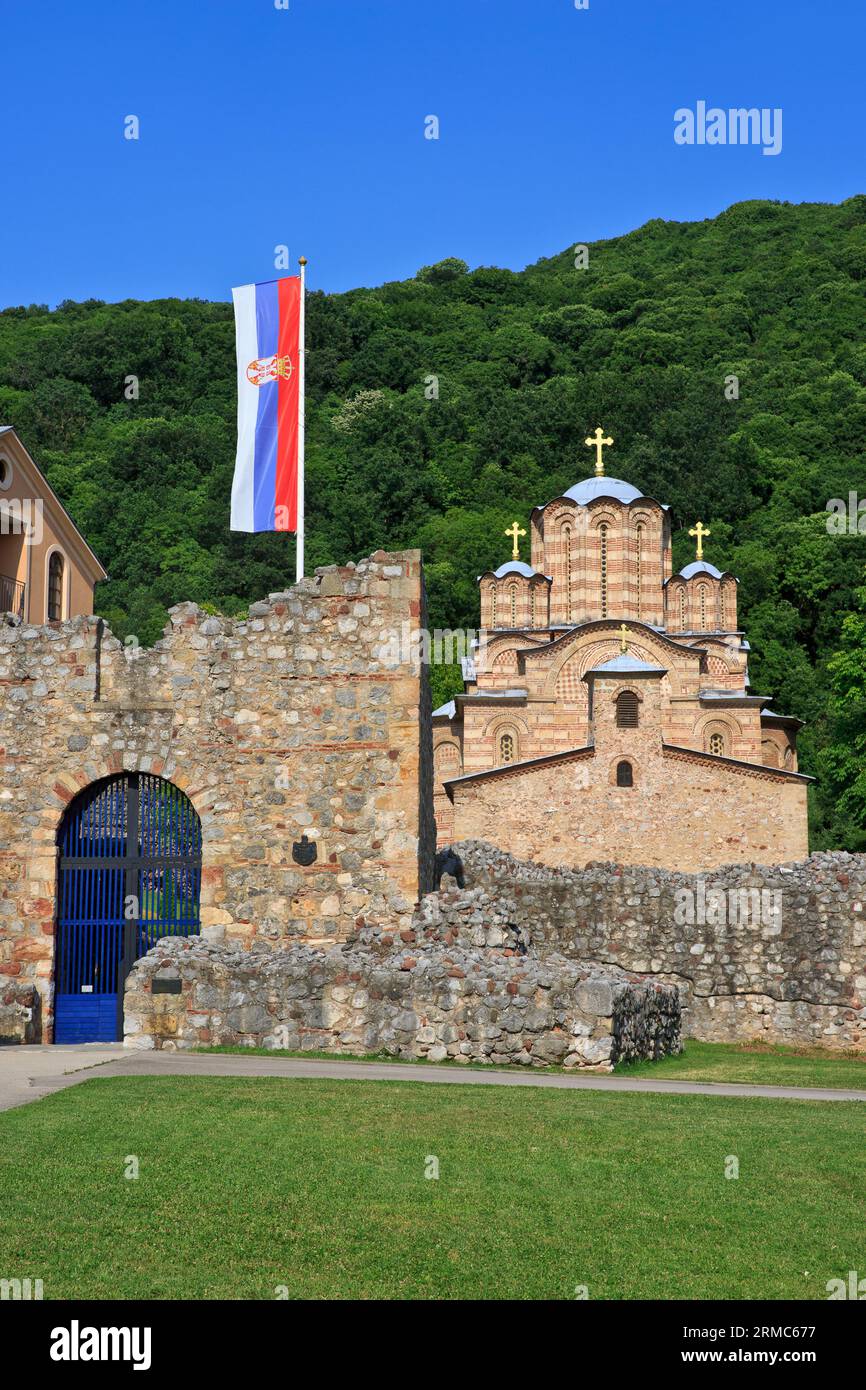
[53,770,202,1043]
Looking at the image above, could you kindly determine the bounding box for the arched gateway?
[54,773,202,1043]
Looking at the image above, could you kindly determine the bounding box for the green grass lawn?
[0,1075,862,1300]
[615,1040,866,1090]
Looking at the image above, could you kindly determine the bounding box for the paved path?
[2,1045,865,1111]
[0,1044,127,1112]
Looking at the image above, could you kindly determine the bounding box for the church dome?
[677,560,724,580]
[563,475,643,506]
[492,560,537,579]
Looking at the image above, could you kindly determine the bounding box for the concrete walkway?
[2,1045,865,1111]
[0,1044,127,1112]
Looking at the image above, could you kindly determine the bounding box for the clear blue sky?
[2,0,863,306]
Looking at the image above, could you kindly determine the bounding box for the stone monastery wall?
[125,935,681,1070]
[440,842,866,1048]
[0,550,435,1042]
[122,836,866,1061]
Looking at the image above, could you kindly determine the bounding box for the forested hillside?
[1,197,865,846]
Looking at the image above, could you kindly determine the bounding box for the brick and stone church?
[433,428,811,870]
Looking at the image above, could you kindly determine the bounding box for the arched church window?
[635,524,644,620]
[498,731,516,765]
[698,585,708,631]
[530,584,536,629]
[599,524,608,618]
[48,551,65,621]
[562,524,573,623]
[434,742,460,783]
[679,587,687,631]
[509,584,518,628]
[490,584,497,628]
[615,690,639,728]
[708,732,725,756]
[616,760,634,787]
[720,586,727,630]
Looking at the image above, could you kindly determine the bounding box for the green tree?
[816,572,866,849]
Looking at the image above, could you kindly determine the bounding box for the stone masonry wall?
[0,979,40,1044]
[124,935,681,1070]
[0,550,435,1041]
[448,740,809,871]
[432,842,866,1048]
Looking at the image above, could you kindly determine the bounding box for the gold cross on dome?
[585,426,613,476]
[619,623,630,653]
[688,520,711,560]
[504,520,526,560]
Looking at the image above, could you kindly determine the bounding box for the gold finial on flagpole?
[298,256,307,266]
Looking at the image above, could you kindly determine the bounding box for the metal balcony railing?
[0,573,25,619]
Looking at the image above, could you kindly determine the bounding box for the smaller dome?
[678,561,724,580]
[492,560,536,579]
[584,652,666,677]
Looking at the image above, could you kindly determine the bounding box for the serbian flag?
[230,276,302,533]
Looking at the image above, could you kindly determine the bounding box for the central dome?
[562,475,643,505]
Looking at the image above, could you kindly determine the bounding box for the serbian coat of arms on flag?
[230,276,302,532]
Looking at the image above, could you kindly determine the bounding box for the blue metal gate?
[54,773,202,1044]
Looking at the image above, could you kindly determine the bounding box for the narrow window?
[490,584,497,629]
[562,524,573,623]
[530,584,536,629]
[679,588,687,631]
[616,690,639,728]
[699,585,708,631]
[499,732,515,764]
[509,584,518,628]
[720,586,726,630]
[709,732,725,756]
[635,524,643,620]
[599,524,608,618]
[48,552,64,621]
[616,760,633,787]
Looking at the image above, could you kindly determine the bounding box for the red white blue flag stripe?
[231,276,302,534]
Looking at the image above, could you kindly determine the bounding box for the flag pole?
[296,256,307,583]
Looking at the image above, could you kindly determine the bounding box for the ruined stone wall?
[436,842,866,1048]
[0,550,435,1041]
[124,936,681,1070]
